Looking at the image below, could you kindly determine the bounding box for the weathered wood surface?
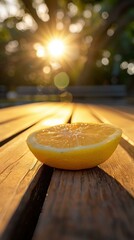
[89,105,134,144]
[0,102,67,144]
[0,103,45,123]
[33,169,134,240]
[0,102,134,240]
[0,103,73,239]
[71,104,98,123]
[33,104,134,240]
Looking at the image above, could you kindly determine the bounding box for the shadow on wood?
[0,165,53,240]
[33,167,134,240]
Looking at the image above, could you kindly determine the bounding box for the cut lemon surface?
[27,123,122,170]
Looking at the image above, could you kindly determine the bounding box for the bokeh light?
[68,3,78,17]
[34,43,46,58]
[127,63,134,75]
[43,66,51,74]
[36,46,46,58]
[0,0,133,90]
[54,72,70,89]
[103,50,111,58]
[102,11,109,19]
[83,10,92,19]
[120,61,128,70]
[93,4,101,13]
[107,28,114,37]
[101,57,109,65]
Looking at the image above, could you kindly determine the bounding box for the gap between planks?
[0,164,53,240]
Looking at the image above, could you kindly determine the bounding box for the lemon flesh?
[27,123,122,170]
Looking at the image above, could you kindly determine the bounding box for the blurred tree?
[78,0,134,85]
[0,0,134,89]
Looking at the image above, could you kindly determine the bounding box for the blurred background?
[0,0,134,105]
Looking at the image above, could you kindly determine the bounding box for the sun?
[47,38,65,58]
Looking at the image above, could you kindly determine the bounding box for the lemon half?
[27,123,122,170]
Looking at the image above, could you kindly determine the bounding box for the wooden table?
[0,102,134,240]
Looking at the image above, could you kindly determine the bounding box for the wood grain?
[33,168,134,240]
[0,103,45,123]
[0,104,73,237]
[0,103,66,144]
[71,104,98,123]
[33,104,134,240]
[72,105,134,197]
[89,105,134,144]
[114,105,134,118]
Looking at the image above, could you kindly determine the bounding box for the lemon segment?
[27,123,122,170]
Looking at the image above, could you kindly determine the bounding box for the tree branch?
[21,0,46,29]
[45,0,58,32]
[101,13,134,49]
[78,0,134,85]
[92,0,134,43]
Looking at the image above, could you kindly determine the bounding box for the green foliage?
[0,27,11,43]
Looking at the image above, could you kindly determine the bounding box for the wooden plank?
[33,104,134,240]
[96,105,134,121]
[33,169,134,240]
[72,105,134,196]
[71,104,98,123]
[114,105,134,117]
[0,103,73,238]
[0,103,66,144]
[90,105,134,145]
[0,103,46,123]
